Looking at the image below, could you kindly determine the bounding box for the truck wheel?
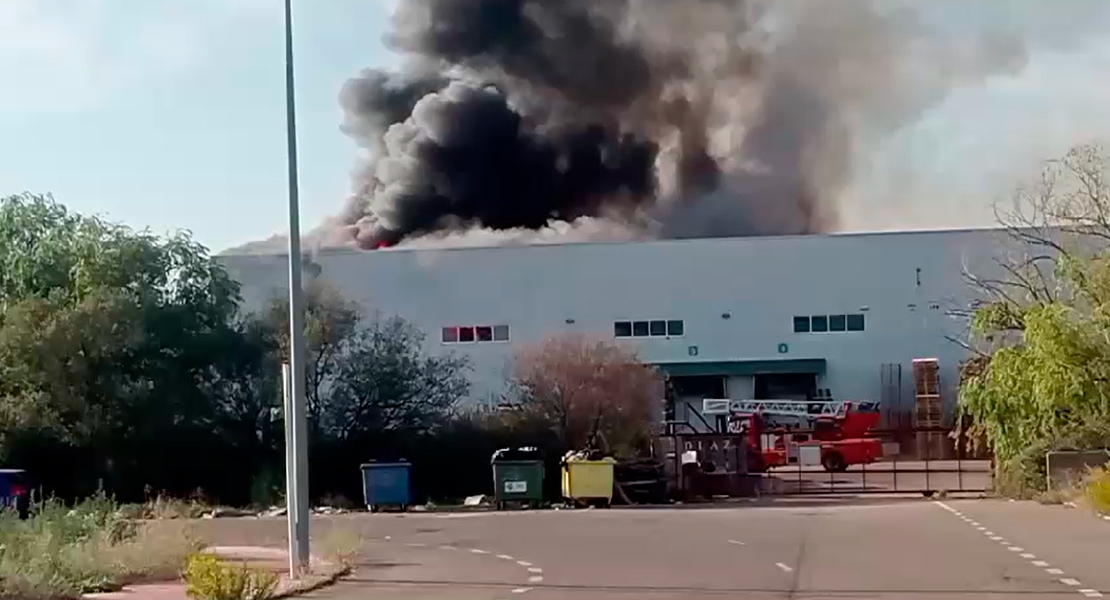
[822,452,847,473]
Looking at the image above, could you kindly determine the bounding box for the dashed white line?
[470,548,490,555]
[404,542,426,548]
[775,563,794,573]
[528,576,544,583]
[935,502,1099,598]
[728,539,746,546]
[496,554,515,560]
[511,588,532,594]
[517,560,533,567]
[527,567,543,574]
[384,536,392,540]
[439,545,458,551]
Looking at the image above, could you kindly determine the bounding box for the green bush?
[0,493,200,599]
[183,553,278,600]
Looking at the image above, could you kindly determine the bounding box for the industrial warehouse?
[220,226,1021,433]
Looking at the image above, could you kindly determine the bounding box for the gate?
[667,425,992,499]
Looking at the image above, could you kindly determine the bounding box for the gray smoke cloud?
[258,0,1038,252]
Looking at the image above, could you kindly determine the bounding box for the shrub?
[183,553,279,600]
[0,493,200,599]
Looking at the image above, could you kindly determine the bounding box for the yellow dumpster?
[561,456,617,508]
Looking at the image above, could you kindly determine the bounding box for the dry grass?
[1081,462,1110,514]
[118,495,211,521]
[315,523,364,567]
[0,494,203,599]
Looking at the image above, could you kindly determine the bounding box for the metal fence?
[666,426,992,499]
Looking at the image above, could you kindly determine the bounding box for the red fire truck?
[703,399,883,472]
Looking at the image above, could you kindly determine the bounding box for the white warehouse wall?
[219,227,1019,414]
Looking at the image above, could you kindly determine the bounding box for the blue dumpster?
[360,461,411,512]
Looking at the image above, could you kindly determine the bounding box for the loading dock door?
[754,373,817,400]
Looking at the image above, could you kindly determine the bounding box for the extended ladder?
[702,398,850,419]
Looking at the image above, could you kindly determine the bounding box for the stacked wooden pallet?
[912,358,947,460]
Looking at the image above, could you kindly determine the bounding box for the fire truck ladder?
[703,399,850,418]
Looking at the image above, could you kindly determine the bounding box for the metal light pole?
[283,0,311,576]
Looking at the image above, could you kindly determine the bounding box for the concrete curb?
[82,546,350,600]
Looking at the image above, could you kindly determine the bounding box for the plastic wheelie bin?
[491,447,544,510]
[360,460,411,512]
[561,454,616,508]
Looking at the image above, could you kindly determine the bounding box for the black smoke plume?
[324,0,1031,249]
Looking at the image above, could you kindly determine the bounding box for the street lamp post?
[283,0,310,576]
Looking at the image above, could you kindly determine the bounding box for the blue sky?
[2,1,1110,252]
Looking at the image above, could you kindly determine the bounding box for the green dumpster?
[491,447,544,510]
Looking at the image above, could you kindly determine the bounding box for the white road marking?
[511,588,532,594]
[470,548,490,554]
[384,536,392,540]
[517,561,532,567]
[528,567,543,574]
[934,501,1091,597]
[775,563,794,573]
[404,542,426,548]
[439,545,458,551]
[528,576,544,583]
[727,539,746,546]
[497,554,515,560]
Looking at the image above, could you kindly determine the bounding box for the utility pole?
[283,0,310,576]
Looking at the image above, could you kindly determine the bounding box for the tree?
[507,332,661,458]
[259,280,470,440]
[0,193,260,502]
[257,281,471,499]
[958,143,1110,493]
[262,279,361,436]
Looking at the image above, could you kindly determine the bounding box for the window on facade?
[667,320,684,336]
[811,315,829,333]
[829,315,847,332]
[617,319,684,338]
[444,324,511,344]
[793,316,810,333]
[847,314,865,331]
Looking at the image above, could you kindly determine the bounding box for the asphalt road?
[197,497,1110,600]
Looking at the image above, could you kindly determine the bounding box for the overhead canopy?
[653,358,826,378]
